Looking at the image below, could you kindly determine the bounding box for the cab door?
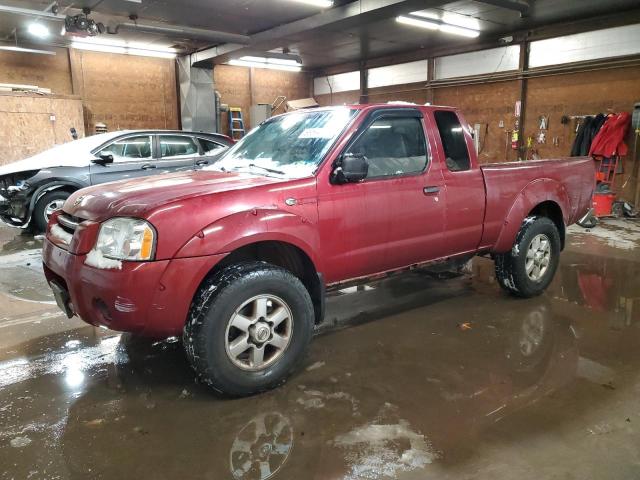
[317,108,446,283]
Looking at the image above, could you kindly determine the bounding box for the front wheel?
[495,216,561,298]
[33,190,70,233]
[183,261,314,397]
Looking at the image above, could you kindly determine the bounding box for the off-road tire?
[183,261,314,397]
[494,216,561,298]
[33,190,70,233]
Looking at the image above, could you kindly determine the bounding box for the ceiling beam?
[191,0,450,67]
[473,0,530,14]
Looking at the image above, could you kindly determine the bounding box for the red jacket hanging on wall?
[588,112,631,157]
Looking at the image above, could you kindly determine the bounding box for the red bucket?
[593,192,616,217]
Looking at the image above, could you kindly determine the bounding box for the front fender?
[175,208,320,267]
[492,178,569,253]
[29,179,85,213]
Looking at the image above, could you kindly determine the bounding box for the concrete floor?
[1,219,640,480]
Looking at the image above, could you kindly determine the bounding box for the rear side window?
[199,138,226,156]
[159,135,198,158]
[98,135,152,161]
[434,111,470,172]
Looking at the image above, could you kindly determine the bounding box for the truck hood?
[65,170,288,222]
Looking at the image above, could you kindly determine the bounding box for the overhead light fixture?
[241,55,301,67]
[288,0,333,7]
[229,55,302,72]
[0,45,56,55]
[71,39,177,58]
[27,23,50,38]
[396,15,480,38]
[396,15,439,31]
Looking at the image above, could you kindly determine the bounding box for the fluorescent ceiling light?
[0,45,56,55]
[397,15,439,30]
[411,11,440,21]
[288,0,333,7]
[229,59,301,72]
[396,15,480,38]
[71,39,177,58]
[241,55,301,66]
[412,10,480,30]
[27,23,49,38]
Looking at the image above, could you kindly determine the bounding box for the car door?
[317,108,446,282]
[429,110,485,256]
[156,134,201,173]
[90,134,156,185]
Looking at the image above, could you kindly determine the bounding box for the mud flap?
[49,280,74,318]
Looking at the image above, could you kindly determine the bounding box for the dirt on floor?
[0,219,639,480]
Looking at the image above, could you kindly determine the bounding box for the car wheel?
[494,216,561,298]
[33,190,70,233]
[183,261,314,397]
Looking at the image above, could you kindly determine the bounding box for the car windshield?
[206,108,357,178]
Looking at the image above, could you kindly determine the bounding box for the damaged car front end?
[0,170,42,228]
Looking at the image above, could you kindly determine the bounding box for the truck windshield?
[207,108,357,178]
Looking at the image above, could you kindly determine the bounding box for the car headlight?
[95,217,156,261]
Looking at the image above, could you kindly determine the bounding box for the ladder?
[229,107,245,140]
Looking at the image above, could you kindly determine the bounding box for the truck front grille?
[57,213,84,234]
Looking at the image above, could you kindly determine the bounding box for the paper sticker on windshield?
[298,128,336,139]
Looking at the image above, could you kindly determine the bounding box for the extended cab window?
[99,135,152,161]
[159,135,198,158]
[349,116,427,178]
[434,111,470,172]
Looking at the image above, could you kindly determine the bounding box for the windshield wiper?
[233,163,285,175]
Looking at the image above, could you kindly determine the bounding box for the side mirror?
[332,152,368,184]
[92,153,114,165]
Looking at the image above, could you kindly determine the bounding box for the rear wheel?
[183,261,314,397]
[495,216,561,298]
[33,190,70,233]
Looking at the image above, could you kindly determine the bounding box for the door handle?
[141,164,157,170]
[423,186,440,195]
[196,159,209,166]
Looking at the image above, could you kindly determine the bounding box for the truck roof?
[306,103,458,111]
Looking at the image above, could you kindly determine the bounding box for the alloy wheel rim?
[525,233,551,282]
[230,412,293,480]
[44,199,65,222]
[225,294,293,371]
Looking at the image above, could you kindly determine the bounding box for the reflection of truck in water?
[60,296,578,480]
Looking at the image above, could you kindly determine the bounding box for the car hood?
[65,170,289,222]
[0,132,129,177]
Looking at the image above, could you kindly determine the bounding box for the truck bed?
[479,157,594,251]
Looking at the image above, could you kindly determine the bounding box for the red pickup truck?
[42,104,594,396]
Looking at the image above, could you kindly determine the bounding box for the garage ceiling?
[1,0,640,70]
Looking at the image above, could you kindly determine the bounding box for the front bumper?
[0,196,24,227]
[0,192,30,228]
[42,238,227,337]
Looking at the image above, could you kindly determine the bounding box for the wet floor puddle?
[0,223,639,479]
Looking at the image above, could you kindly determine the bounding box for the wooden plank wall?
[214,64,312,134]
[0,48,178,165]
[0,47,73,95]
[0,93,84,166]
[71,50,179,133]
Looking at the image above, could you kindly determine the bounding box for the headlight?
[95,217,156,261]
